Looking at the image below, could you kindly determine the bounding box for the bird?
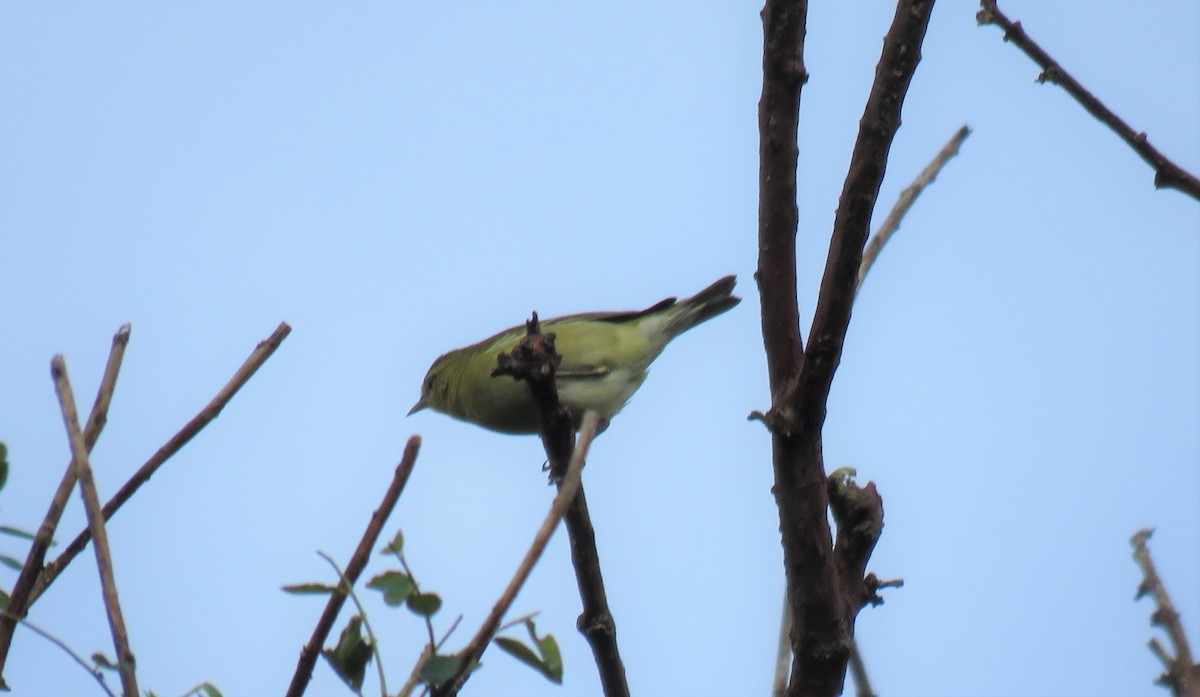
[408,275,741,434]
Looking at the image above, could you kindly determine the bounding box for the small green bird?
[409,276,741,434]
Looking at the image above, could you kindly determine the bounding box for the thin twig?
[433,411,599,697]
[394,549,438,649]
[317,551,388,697]
[977,0,1200,200]
[3,614,118,697]
[772,592,791,697]
[397,645,434,697]
[51,355,138,697]
[848,640,876,697]
[32,322,292,604]
[286,436,422,697]
[858,125,972,289]
[436,615,464,653]
[0,324,130,684]
[1131,529,1200,696]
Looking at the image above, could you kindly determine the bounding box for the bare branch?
[286,436,422,697]
[848,640,876,697]
[435,411,598,696]
[977,0,1200,200]
[0,324,130,683]
[490,315,629,696]
[758,0,933,694]
[858,125,972,289]
[32,322,292,604]
[51,355,138,697]
[772,594,791,697]
[1131,529,1200,696]
[756,0,809,407]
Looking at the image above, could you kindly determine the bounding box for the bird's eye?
[424,374,438,392]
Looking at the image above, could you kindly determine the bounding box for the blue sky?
[2,2,1197,696]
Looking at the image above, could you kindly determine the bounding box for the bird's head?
[408,350,460,416]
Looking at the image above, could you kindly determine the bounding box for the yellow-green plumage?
[410,276,740,434]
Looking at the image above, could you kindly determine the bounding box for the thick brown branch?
[51,356,138,697]
[285,437,422,697]
[1131,529,1200,697]
[31,322,292,604]
[490,317,629,697]
[0,324,130,686]
[977,0,1200,200]
[800,0,934,430]
[758,1,933,695]
[757,0,809,408]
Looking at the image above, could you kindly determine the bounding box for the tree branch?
[773,121,956,692]
[858,125,972,290]
[977,0,1200,200]
[0,324,130,686]
[285,436,422,697]
[51,356,138,697]
[756,0,809,409]
[758,0,934,694]
[848,640,876,697]
[799,0,933,430]
[490,316,629,697]
[1131,529,1200,697]
[31,322,292,604]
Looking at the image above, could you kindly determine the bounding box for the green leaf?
[281,582,342,595]
[418,654,463,685]
[494,637,541,669]
[381,530,404,554]
[0,442,8,493]
[406,591,442,617]
[534,631,563,682]
[0,525,39,542]
[0,556,22,572]
[493,619,563,683]
[366,571,415,607]
[322,615,373,691]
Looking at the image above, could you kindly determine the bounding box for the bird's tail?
[679,275,740,330]
[649,274,740,341]
[601,275,740,343]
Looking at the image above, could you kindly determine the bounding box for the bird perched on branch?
[409,276,741,434]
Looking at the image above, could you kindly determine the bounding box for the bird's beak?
[407,397,428,417]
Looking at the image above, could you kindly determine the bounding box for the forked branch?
[31,322,292,604]
[757,0,934,694]
[0,324,130,685]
